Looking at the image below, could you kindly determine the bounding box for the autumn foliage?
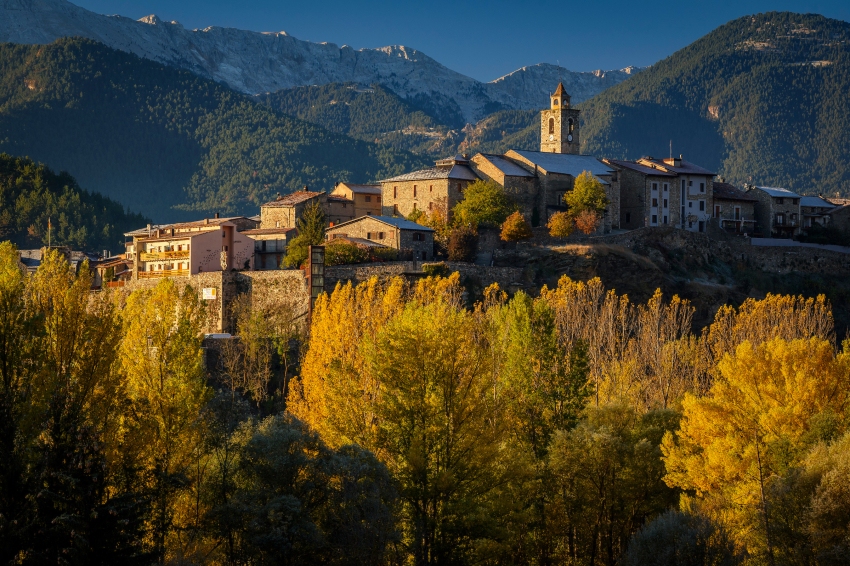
[500,211,533,241]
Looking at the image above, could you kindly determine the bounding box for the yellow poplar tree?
[662,337,850,557]
[119,279,211,561]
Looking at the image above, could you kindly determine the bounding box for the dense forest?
[3,244,849,565]
[0,153,146,251]
[0,38,426,221]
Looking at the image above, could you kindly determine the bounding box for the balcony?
[138,269,191,279]
[140,250,190,261]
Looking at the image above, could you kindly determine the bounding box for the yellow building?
[330,183,382,217]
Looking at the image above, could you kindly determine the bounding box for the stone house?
[331,183,383,217]
[604,159,678,230]
[325,215,435,260]
[380,155,478,220]
[326,195,356,226]
[826,205,850,233]
[748,186,801,237]
[260,190,326,229]
[800,196,836,230]
[711,182,758,233]
[241,227,297,270]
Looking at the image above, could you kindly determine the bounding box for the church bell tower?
[540,82,580,154]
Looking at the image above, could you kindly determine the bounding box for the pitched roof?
[338,183,381,194]
[477,154,535,177]
[605,159,676,177]
[826,204,850,216]
[508,150,614,180]
[241,227,297,236]
[638,157,716,176]
[380,163,479,183]
[167,217,246,230]
[712,182,758,202]
[757,186,801,198]
[800,196,836,208]
[327,215,434,232]
[262,190,324,207]
[553,82,567,96]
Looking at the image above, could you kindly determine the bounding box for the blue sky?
[74,0,850,81]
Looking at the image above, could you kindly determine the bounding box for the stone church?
[379,83,620,233]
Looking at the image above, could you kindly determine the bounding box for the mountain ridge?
[0,0,638,122]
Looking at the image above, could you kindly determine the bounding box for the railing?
[140,250,190,261]
[138,269,191,279]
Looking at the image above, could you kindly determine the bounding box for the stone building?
[800,196,836,230]
[748,186,801,237]
[127,216,256,279]
[606,155,715,232]
[711,182,758,233]
[826,204,850,233]
[331,183,382,217]
[325,195,356,226]
[540,83,580,154]
[260,190,325,229]
[379,155,478,220]
[241,227,296,270]
[326,215,435,260]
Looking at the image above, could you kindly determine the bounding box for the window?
[276,221,280,228]
[688,180,693,187]
[734,207,741,220]
[429,202,434,210]
[413,233,424,241]
[681,180,686,191]
[549,118,555,135]
[365,196,371,202]
[554,99,559,106]
[652,214,658,224]
[393,204,399,215]
[413,185,417,197]
[379,232,385,240]
[652,182,658,191]
[776,213,785,225]
[376,196,381,203]
[663,215,668,224]
[663,199,668,208]
[699,201,705,211]
[689,202,693,208]
[625,213,631,223]
[394,187,397,198]
[700,182,705,193]
[652,198,658,207]
[663,183,669,192]
[714,205,721,218]
[413,203,417,210]
[777,197,784,204]
[568,119,574,133]
[430,185,433,192]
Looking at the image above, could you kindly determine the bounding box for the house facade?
[748,186,801,237]
[260,190,326,229]
[242,227,296,270]
[331,183,382,217]
[380,155,479,220]
[800,196,836,229]
[326,216,435,260]
[711,182,758,233]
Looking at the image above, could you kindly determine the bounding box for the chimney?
[146,223,152,236]
[303,185,309,191]
[103,249,109,259]
[214,212,220,219]
[205,218,210,225]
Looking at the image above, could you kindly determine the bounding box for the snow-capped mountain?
[0,0,639,122]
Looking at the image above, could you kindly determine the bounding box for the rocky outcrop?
[0,0,638,122]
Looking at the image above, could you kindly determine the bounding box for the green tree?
[565,171,610,216]
[451,179,518,228]
[283,202,327,268]
[547,210,574,239]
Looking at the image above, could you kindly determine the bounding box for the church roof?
[553,82,568,96]
[477,154,535,177]
[380,163,479,183]
[507,150,613,181]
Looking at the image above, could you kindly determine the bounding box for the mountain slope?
[579,12,850,197]
[0,153,146,250]
[0,0,635,122]
[0,38,425,220]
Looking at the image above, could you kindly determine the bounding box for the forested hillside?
[579,12,850,197]
[0,153,146,251]
[0,38,425,220]
[259,83,462,156]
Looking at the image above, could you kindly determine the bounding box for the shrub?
[574,209,601,235]
[547,211,574,238]
[565,171,610,215]
[325,240,370,266]
[500,211,533,241]
[448,225,478,262]
[422,262,451,278]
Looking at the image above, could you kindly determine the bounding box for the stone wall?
[381,178,471,220]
